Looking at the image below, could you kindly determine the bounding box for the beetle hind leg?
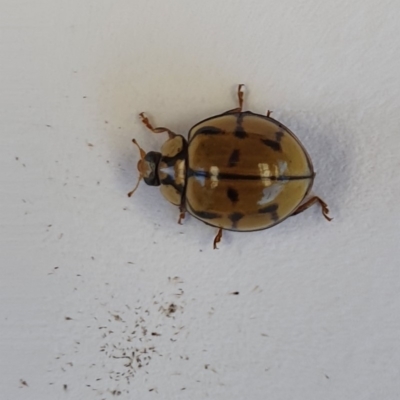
[223,84,245,114]
[213,228,223,250]
[237,84,244,111]
[292,196,332,221]
[139,112,177,139]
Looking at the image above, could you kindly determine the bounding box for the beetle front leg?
[139,112,177,139]
[292,196,332,221]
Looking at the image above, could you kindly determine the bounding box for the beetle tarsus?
[213,228,223,249]
[266,110,273,117]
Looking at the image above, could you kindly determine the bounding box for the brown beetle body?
[130,86,331,248]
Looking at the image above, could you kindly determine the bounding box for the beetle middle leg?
[213,228,223,249]
[291,196,332,221]
[139,112,177,139]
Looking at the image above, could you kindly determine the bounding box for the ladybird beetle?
[129,85,331,248]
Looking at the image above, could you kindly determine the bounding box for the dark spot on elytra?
[194,210,221,220]
[229,212,244,228]
[227,187,239,203]
[275,131,284,142]
[234,126,248,139]
[228,149,240,167]
[258,204,279,214]
[196,126,223,135]
[260,138,281,152]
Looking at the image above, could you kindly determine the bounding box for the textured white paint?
[1,0,400,399]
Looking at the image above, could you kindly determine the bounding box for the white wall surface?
[1,0,400,399]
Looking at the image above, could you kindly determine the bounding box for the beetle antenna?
[128,139,146,197]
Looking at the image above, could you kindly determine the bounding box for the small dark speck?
[46,124,52,128]
[151,332,161,336]
[83,96,87,99]
[91,256,95,260]
[111,314,122,322]
[261,333,269,337]
[65,316,72,320]
[325,374,330,379]
[166,303,177,316]
[181,388,186,391]
[105,121,109,124]
[127,261,134,264]
[87,143,94,147]
[63,384,67,391]
[20,379,28,387]
[15,157,19,160]
[230,291,239,295]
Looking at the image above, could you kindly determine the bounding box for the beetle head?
[128,139,161,197]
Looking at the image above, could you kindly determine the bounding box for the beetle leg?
[178,205,186,225]
[213,228,223,250]
[139,112,177,139]
[266,110,273,117]
[237,84,244,111]
[291,196,332,222]
[178,211,185,225]
[222,84,245,114]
